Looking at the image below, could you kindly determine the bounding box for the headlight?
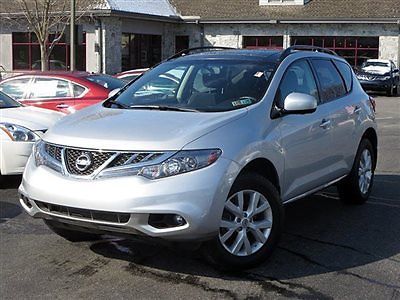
[139,149,222,179]
[97,149,222,179]
[379,76,391,81]
[33,140,63,173]
[0,123,39,142]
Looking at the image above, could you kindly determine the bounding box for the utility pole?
[70,0,76,71]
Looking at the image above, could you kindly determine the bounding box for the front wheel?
[204,173,284,270]
[337,139,375,205]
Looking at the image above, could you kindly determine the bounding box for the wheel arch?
[237,158,281,195]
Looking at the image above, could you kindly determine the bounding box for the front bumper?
[0,140,34,175]
[19,155,239,240]
[358,79,392,91]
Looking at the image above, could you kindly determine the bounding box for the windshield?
[86,75,125,91]
[0,92,21,108]
[111,59,274,112]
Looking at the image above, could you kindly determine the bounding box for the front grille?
[35,200,130,224]
[43,143,166,178]
[65,149,114,176]
[45,144,62,162]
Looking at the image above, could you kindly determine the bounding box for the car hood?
[0,106,64,131]
[359,66,390,76]
[44,104,248,151]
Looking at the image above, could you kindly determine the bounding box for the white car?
[0,91,63,180]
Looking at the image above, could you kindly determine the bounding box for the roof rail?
[166,46,235,61]
[279,45,338,62]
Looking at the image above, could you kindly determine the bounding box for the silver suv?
[19,46,378,269]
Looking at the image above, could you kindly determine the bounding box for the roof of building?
[169,0,400,21]
[105,0,178,18]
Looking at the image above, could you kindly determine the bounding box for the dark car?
[356,59,399,96]
[0,72,125,114]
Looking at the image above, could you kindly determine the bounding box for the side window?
[334,61,353,92]
[72,84,86,97]
[29,78,72,99]
[0,78,31,100]
[311,59,346,103]
[276,59,319,108]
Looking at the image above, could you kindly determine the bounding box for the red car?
[0,72,125,114]
[115,68,148,82]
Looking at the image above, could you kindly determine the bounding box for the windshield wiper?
[129,105,199,112]
[106,99,129,109]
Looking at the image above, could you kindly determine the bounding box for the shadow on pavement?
[0,175,22,190]
[90,174,400,283]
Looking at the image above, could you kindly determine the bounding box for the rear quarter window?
[311,59,346,103]
[334,60,353,92]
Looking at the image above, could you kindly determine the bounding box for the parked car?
[0,91,63,181]
[19,47,378,269]
[356,59,399,96]
[0,72,125,114]
[115,68,149,82]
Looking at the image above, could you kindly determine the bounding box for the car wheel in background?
[337,139,375,205]
[204,173,284,270]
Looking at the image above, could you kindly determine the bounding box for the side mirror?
[283,92,318,115]
[393,69,399,73]
[108,88,121,98]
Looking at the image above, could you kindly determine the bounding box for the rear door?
[277,59,335,200]
[310,58,357,178]
[24,77,76,113]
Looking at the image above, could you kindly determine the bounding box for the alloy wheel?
[358,149,373,194]
[219,190,273,257]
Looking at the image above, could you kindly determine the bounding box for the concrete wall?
[101,17,122,75]
[379,36,400,66]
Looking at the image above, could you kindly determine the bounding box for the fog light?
[20,194,32,208]
[148,214,187,229]
[173,215,185,226]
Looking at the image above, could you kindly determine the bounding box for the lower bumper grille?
[34,201,130,224]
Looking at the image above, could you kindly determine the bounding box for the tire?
[203,173,284,270]
[387,86,394,97]
[394,84,399,96]
[337,139,375,205]
[44,219,101,242]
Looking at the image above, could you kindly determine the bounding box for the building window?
[12,32,86,71]
[243,36,283,50]
[175,35,189,53]
[291,36,379,67]
[121,33,162,71]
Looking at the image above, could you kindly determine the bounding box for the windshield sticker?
[232,98,253,107]
[254,72,264,78]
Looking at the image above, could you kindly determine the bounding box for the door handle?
[320,119,331,129]
[354,106,362,114]
[56,103,69,109]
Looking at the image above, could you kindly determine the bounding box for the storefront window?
[121,33,162,71]
[243,36,284,50]
[12,32,86,71]
[291,36,379,67]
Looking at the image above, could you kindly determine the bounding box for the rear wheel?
[204,173,284,270]
[338,139,375,205]
[387,85,395,97]
[44,219,101,242]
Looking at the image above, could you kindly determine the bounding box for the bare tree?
[0,0,105,71]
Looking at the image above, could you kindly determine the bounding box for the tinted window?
[0,77,31,99]
[276,59,319,108]
[114,60,274,112]
[0,91,21,108]
[311,59,346,102]
[334,61,353,92]
[86,75,124,91]
[29,78,72,99]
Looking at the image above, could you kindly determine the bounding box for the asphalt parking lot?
[1,95,399,300]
